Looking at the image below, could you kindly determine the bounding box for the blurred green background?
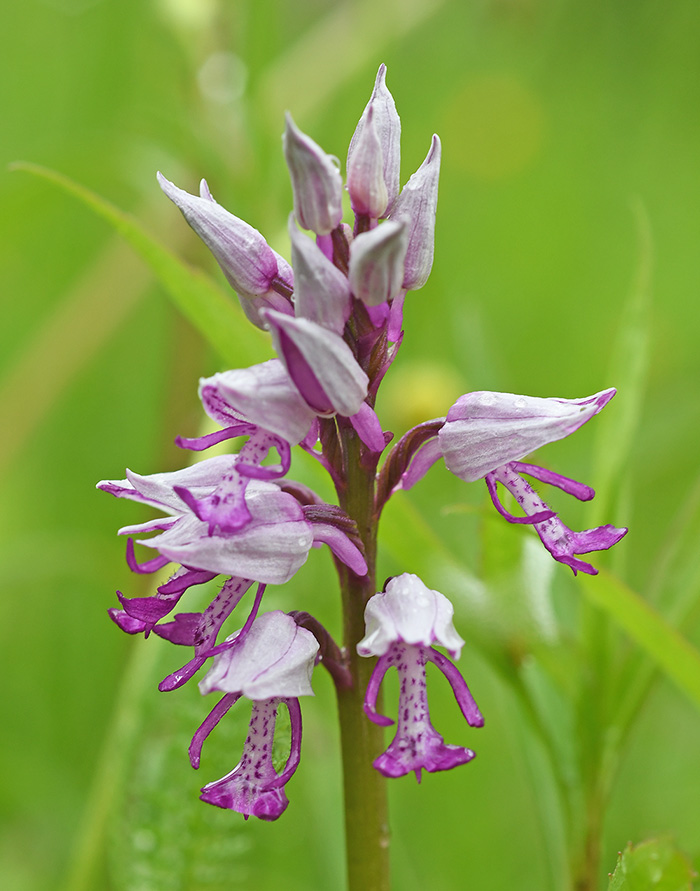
[3,0,700,889]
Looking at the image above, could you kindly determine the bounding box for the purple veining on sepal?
[439,388,617,483]
[346,103,388,220]
[283,113,343,236]
[200,360,317,446]
[348,63,401,214]
[387,134,441,291]
[264,310,368,418]
[288,213,351,334]
[146,485,314,586]
[348,221,408,307]
[157,173,292,329]
[358,573,465,659]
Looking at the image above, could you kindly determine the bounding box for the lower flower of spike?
[358,574,483,782]
[199,697,297,821]
[192,611,319,819]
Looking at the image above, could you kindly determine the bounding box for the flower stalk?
[335,421,390,891]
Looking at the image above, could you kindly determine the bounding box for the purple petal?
[485,472,555,524]
[125,539,170,574]
[201,361,316,445]
[348,402,387,453]
[362,653,395,727]
[512,461,595,501]
[427,649,484,728]
[310,522,368,576]
[189,692,240,769]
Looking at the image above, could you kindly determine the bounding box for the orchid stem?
[335,422,390,891]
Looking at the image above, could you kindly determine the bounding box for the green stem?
[335,421,390,891]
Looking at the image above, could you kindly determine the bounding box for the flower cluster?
[100,65,626,820]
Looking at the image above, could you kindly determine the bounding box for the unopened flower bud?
[288,214,351,333]
[348,64,401,214]
[283,113,343,235]
[348,220,408,306]
[388,134,441,291]
[158,172,282,297]
[346,104,388,219]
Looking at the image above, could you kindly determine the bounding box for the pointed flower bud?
[263,310,368,417]
[346,104,388,219]
[157,173,293,308]
[283,113,343,235]
[348,63,401,214]
[348,220,408,306]
[288,214,351,333]
[358,574,483,781]
[387,134,441,290]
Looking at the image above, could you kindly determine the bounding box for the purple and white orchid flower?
[98,456,367,584]
[358,574,483,781]
[191,610,319,820]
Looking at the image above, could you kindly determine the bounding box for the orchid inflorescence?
[99,65,626,822]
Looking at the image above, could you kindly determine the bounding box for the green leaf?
[591,199,652,526]
[10,162,268,368]
[577,570,700,713]
[607,838,696,891]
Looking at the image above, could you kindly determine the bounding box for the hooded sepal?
[157,173,293,327]
[348,63,401,214]
[288,214,351,333]
[283,113,343,235]
[348,220,408,307]
[263,310,368,417]
[387,134,441,290]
